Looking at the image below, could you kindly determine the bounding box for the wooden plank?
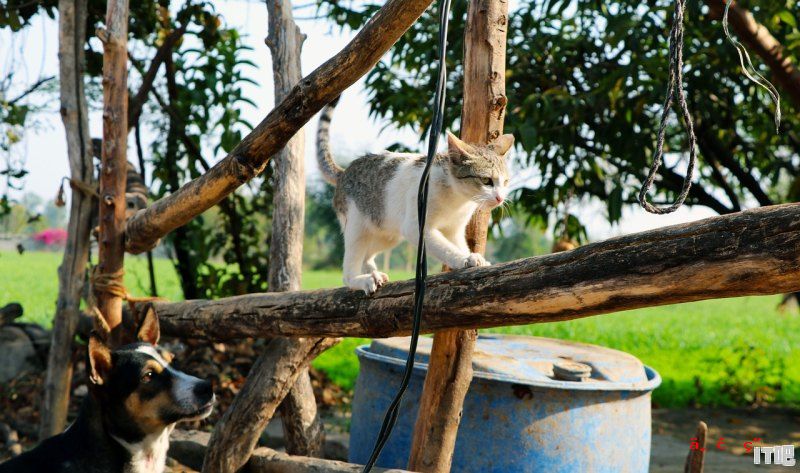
[124,0,435,254]
[140,203,800,339]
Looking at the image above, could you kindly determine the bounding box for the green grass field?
[2,250,798,408]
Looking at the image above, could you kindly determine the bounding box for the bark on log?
[409,0,508,469]
[705,0,800,110]
[202,337,340,473]
[124,0,435,254]
[95,0,129,342]
[142,203,800,339]
[170,430,410,473]
[40,0,95,439]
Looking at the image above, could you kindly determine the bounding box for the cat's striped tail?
[316,96,343,185]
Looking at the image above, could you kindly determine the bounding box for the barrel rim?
[356,345,662,392]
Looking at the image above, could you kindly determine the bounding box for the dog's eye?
[480,177,493,186]
[141,371,154,383]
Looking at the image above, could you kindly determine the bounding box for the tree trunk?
[705,0,800,110]
[267,0,325,457]
[408,0,508,470]
[201,337,339,473]
[164,53,200,300]
[140,203,800,339]
[39,0,95,439]
[124,0,435,254]
[95,0,129,343]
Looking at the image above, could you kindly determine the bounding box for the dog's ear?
[88,335,112,386]
[137,306,160,346]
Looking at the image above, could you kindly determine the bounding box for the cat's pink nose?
[495,196,503,204]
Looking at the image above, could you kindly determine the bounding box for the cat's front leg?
[421,229,491,269]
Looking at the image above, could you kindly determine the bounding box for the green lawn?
[2,250,797,408]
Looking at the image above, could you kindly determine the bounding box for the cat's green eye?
[480,177,493,186]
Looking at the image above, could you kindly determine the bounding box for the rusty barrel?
[349,334,661,472]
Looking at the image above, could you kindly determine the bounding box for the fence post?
[408,0,509,470]
[95,0,130,342]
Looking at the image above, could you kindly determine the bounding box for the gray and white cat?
[317,100,514,294]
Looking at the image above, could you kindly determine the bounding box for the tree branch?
[137,203,800,340]
[7,76,55,106]
[124,0,435,253]
[696,123,774,207]
[127,24,187,126]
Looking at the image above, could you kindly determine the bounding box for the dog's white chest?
[114,426,173,473]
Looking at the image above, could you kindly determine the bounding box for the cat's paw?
[371,271,389,288]
[463,253,490,268]
[348,274,383,295]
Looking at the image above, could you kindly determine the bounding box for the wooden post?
[201,337,340,473]
[39,0,95,438]
[408,0,508,470]
[95,0,129,341]
[267,0,325,457]
[684,421,707,473]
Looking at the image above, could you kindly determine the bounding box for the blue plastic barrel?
[349,334,661,472]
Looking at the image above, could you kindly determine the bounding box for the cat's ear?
[446,130,474,158]
[492,134,515,157]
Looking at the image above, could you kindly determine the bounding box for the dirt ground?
[651,407,800,472]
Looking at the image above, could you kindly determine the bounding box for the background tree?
[317,0,800,234]
[2,0,274,300]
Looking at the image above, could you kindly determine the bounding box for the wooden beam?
[95,0,129,340]
[141,203,800,339]
[40,0,95,438]
[408,0,509,470]
[124,0,435,254]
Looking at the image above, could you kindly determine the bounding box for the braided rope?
[90,266,163,318]
[638,0,697,214]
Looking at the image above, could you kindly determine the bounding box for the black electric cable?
[361,0,452,470]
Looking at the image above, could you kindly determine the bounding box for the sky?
[1,0,721,241]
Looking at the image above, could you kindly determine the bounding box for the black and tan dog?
[0,310,214,473]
